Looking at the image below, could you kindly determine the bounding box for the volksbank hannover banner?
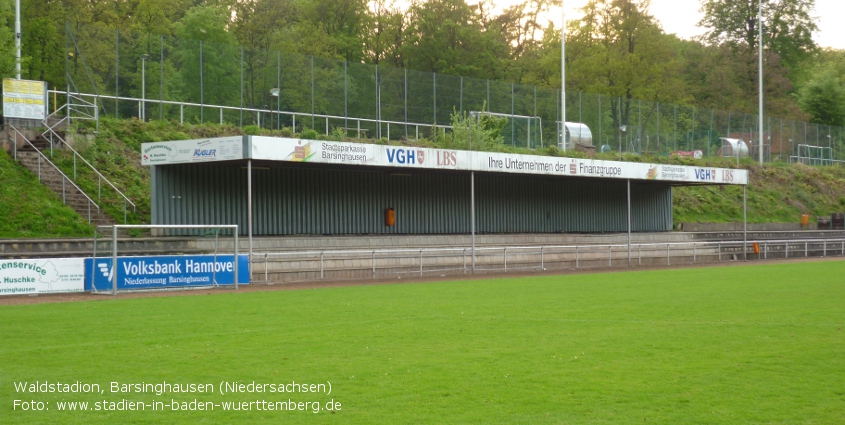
[85,254,250,291]
[0,258,85,296]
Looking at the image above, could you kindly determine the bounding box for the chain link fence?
[62,26,845,163]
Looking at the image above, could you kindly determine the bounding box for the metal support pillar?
[471,171,476,272]
[627,179,632,266]
[743,186,748,260]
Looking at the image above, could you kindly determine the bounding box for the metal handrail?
[48,89,455,135]
[9,125,100,223]
[41,117,137,221]
[250,237,845,283]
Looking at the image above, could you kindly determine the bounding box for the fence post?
[540,246,544,270]
[824,240,826,257]
[320,251,324,279]
[264,253,268,283]
[667,244,670,265]
[693,244,696,263]
[463,248,467,274]
[372,250,375,278]
[805,240,808,258]
[608,245,612,267]
[420,249,423,276]
[719,242,722,261]
[504,247,508,271]
[638,244,642,266]
[575,246,579,268]
[785,241,789,259]
[764,242,767,259]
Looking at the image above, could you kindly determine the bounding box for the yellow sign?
[2,78,47,120]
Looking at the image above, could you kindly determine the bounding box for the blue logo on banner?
[85,254,250,291]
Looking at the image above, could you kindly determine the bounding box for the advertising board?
[0,258,85,296]
[85,254,250,292]
[141,136,245,166]
[247,137,748,185]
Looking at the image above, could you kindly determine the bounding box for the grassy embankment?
[2,118,845,238]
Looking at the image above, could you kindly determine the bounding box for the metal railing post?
[320,251,324,279]
[463,248,467,274]
[805,241,808,258]
[667,244,670,265]
[420,249,423,276]
[608,245,612,267]
[504,248,508,271]
[719,242,722,261]
[764,242,767,259]
[824,240,826,257]
[372,250,375,278]
[575,246,579,269]
[264,253,268,283]
[693,244,696,263]
[785,242,789,259]
[638,244,642,265]
[540,246,544,270]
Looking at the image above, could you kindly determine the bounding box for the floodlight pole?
[15,0,21,79]
[561,2,566,152]
[758,0,764,165]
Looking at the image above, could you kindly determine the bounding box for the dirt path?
[1,256,842,306]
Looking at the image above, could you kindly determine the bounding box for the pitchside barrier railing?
[250,238,845,284]
[92,224,240,295]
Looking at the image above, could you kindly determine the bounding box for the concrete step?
[14,149,116,227]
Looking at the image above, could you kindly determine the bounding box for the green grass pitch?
[1,261,844,424]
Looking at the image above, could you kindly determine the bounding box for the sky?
[488,0,845,50]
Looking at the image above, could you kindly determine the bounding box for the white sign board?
[0,258,85,296]
[249,137,748,185]
[141,136,245,165]
[2,78,47,120]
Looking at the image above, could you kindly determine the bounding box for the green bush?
[300,128,318,140]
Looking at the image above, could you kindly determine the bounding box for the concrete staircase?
[15,149,115,227]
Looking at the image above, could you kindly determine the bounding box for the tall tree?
[798,63,845,126]
[173,6,240,109]
[566,0,683,149]
[402,0,508,79]
[699,0,817,70]
[363,0,406,67]
[0,0,19,78]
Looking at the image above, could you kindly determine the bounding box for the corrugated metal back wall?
[151,163,672,234]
